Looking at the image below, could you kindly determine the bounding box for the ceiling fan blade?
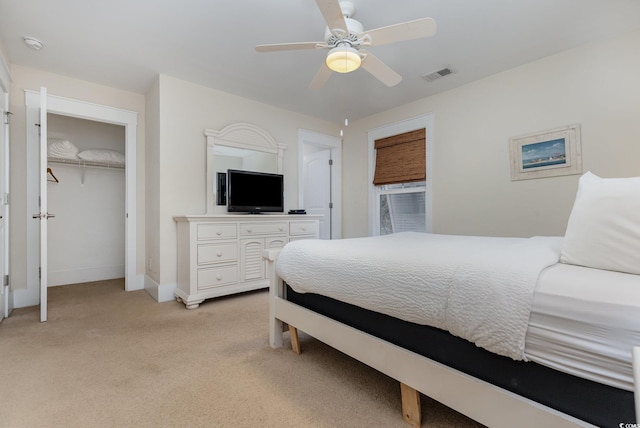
[360,52,402,87]
[256,42,325,53]
[309,63,333,90]
[315,0,348,35]
[364,17,436,47]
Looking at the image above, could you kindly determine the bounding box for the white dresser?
[174,214,321,309]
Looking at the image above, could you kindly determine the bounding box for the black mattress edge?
[286,285,635,427]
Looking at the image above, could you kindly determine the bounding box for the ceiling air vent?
[422,67,453,82]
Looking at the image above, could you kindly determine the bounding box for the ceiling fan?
[255,0,437,89]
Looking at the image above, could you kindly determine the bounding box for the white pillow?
[47,138,79,159]
[77,149,125,165]
[560,171,640,275]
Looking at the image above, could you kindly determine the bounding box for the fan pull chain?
[340,117,349,138]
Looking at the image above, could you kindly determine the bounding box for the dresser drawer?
[197,243,238,265]
[266,236,287,249]
[197,223,237,240]
[197,265,238,290]
[289,220,318,236]
[239,222,287,236]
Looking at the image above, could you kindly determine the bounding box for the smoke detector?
[23,36,44,50]
[422,67,453,82]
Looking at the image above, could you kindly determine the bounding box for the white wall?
[8,65,145,295]
[47,165,125,285]
[149,75,339,293]
[144,78,160,286]
[344,30,640,239]
[0,40,10,89]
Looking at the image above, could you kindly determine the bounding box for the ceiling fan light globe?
[326,46,361,73]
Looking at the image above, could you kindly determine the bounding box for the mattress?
[277,233,640,392]
[277,232,562,360]
[526,262,640,391]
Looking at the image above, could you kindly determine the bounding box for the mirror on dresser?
[205,123,286,214]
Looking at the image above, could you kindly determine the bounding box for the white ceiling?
[1,0,639,123]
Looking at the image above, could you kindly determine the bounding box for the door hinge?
[328,159,333,166]
[39,267,41,280]
[3,275,8,286]
[329,202,334,209]
[3,111,12,125]
[3,192,8,205]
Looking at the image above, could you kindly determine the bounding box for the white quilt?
[276,232,563,360]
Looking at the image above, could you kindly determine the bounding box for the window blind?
[373,128,426,185]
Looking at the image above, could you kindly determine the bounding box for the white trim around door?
[19,90,141,309]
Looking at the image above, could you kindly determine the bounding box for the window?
[379,182,426,235]
[373,129,426,186]
[373,128,427,235]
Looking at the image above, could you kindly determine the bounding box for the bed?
[264,172,640,427]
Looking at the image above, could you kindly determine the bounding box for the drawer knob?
[301,227,306,231]
[247,228,252,233]
[216,231,222,236]
[216,275,223,281]
[217,252,223,257]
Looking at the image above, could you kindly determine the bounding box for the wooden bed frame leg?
[265,249,284,349]
[633,347,640,420]
[289,325,301,355]
[400,383,421,427]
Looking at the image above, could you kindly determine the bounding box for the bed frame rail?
[264,249,600,428]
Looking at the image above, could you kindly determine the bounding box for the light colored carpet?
[0,279,484,427]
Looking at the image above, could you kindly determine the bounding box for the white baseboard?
[12,286,39,309]
[49,265,125,287]
[144,275,176,303]
[126,274,144,291]
[4,285,12,316]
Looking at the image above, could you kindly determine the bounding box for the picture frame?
[509,124,582,181]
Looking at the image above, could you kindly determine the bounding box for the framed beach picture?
[509,124,582,181]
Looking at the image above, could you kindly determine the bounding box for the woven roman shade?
[373,128,426,185]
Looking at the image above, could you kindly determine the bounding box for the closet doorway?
[25,89,139,322]
[47,114,126,287]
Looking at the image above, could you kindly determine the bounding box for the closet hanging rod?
[47,157,125,169]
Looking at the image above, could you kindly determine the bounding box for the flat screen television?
[227,169,284,214]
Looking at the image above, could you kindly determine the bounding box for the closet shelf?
[47,156,125,169]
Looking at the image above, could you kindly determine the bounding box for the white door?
[35,87,52,322]
[303,149,332,239]
[298,129,342,240]
[0,90,8,321]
